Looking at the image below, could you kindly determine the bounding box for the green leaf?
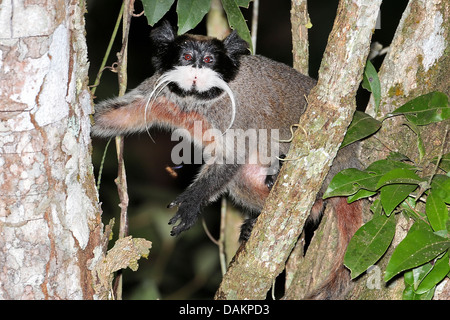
[324,160,417,199]
[400,196,426,219]
[409,218,432,233]
[415,251,450,294]
[347,189,376,203]
[341,111,381,148]
[376,168,424,189]
[142,0,175,26]
[370,199,383,215]
[431,175,450,204]
[402,120,426,162]
[368,159,415,171]
[404,263,433,289]
[376,168,422,215]
[384,228,450,282]
[344,213,396,279]
[322,168,370,198]
[221,0,253,53]
[426,191,449,232]
[177,0,212,35]
[380,184,418,216]
[362,160,415,191]
[362,60,381,113]
[391,91,450,126]
[386,151,411,162]
[403,284,435,300]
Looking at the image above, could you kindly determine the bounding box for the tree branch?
[290,0,311,75]
[113,0,134,300]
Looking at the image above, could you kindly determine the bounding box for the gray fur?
[92,55,316,139]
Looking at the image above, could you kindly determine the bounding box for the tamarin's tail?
[305,197,363,300]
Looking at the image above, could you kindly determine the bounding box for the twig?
[92,3,124,194]
[90,2,125,97]
[202,218,219,246]
[413,124,449,205]
[96,138,112,191]
[133,10,145,17]
[115,136,129,239]
[113,0,135,300]
[429,124,449,182]
[404,198,430,226]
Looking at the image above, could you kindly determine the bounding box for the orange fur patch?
[101,96,213,146]
[331,197,363,245]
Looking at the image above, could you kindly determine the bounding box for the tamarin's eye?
[203,56,213,63]
[184,53,192,61]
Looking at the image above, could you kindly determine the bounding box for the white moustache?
[144,66,236,134]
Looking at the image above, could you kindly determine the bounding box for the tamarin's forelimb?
[167,163,240,236]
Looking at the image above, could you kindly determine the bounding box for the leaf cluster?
[324,65,450,299]
[141,0,253,51]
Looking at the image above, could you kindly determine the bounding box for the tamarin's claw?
[168,211,198,236]
[167,201,178,209]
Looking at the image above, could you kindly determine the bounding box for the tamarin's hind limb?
[278,196,364,300]
[303,197,363,299]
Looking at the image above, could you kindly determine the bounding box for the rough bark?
[215,0,382,300]
[0,0,102,299]
[363,0,449,167]
[290,0,310,75]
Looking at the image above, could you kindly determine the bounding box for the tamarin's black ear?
[150,20,176,45]
[223,30,250,63]
[150,21,176,70]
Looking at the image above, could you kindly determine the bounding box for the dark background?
[86,0,408,299]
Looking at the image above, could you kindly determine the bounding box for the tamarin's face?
[150,22,249,100]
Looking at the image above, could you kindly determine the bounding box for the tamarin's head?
[150,21,249,99]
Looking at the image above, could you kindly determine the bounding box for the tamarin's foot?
[239,217,257,242]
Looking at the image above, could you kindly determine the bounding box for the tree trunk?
[0,0,103,299]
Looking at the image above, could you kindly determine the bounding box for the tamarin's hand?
[167,195,201,236]
[167,163,240,236]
